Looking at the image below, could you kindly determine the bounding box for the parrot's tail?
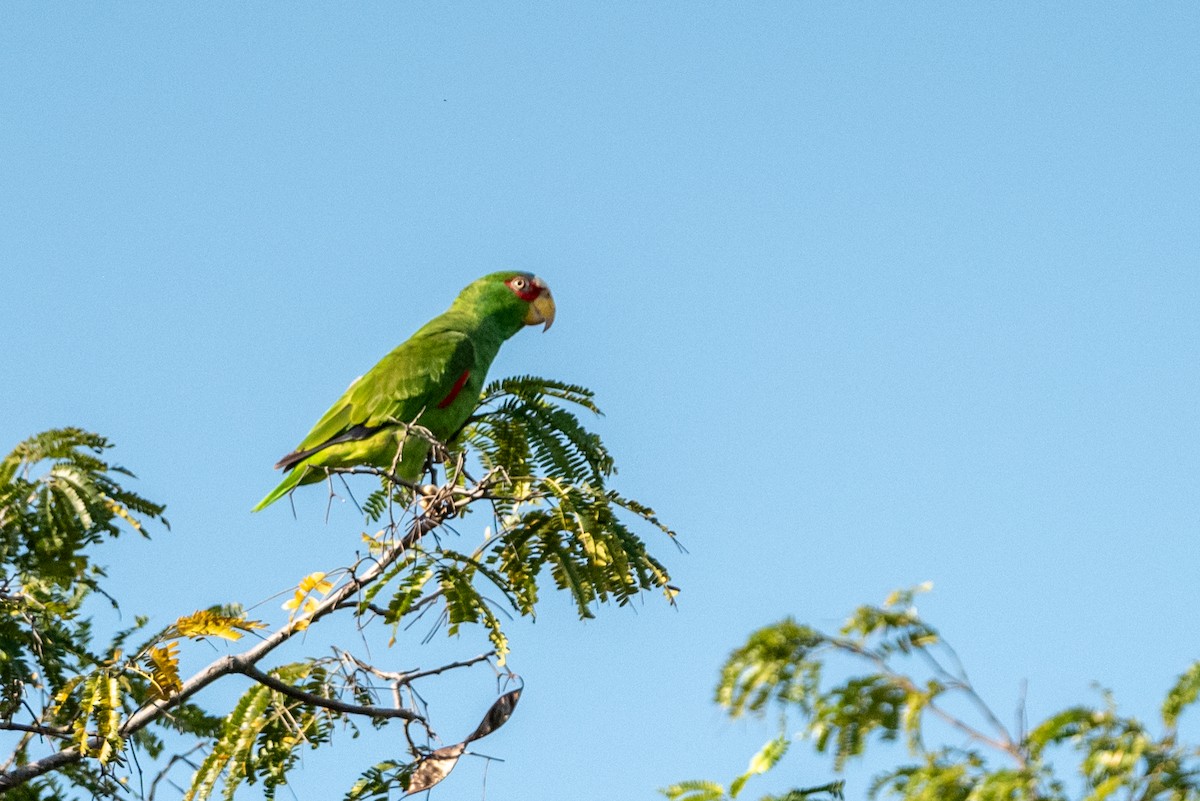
[252,467,310,512]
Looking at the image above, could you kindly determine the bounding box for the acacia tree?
[0,377,677,799]
[664,586,1200,801]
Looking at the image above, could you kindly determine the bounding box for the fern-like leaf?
[146,641,182,701]
[171,607,267,641]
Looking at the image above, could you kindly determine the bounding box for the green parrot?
[252,271,556,512]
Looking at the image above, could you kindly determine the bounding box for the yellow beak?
[524,286,556,331]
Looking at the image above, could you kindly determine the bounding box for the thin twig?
[836,639,1018,759]
[329,466,422,493]
[147,743,205,801]
[915,645,1020,760]
[398,653,495,685]
[0,722,70,738]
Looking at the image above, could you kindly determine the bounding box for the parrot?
[252,271,555,512]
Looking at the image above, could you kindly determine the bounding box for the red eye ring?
[505,275,540,301]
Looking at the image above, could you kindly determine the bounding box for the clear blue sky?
[3,3,1199,799]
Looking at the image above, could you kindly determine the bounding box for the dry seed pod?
[405,742,466,795]
[466,688,522,743]
[402,688,522,795]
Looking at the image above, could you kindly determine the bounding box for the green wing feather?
[297,329,475,451]
[253,326,476,511]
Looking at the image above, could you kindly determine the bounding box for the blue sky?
[3,3,1199,798]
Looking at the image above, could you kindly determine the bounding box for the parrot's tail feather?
[274,424,382,471]
[252,468,309,512]
[274,449,313,472]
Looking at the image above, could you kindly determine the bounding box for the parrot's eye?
[506,274,540,301]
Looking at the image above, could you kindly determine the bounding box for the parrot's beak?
[524,282,556,331]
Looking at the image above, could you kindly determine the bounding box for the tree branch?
[237,665,421,722]
[0,469,501,793]
[0,722,70,739]
[399,653,496,684]
[340,650,494,686]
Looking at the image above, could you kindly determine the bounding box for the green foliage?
[1,377,678,799]
[662,735,845,801]
[436,555,510,659]
[344,759,413,801]
[1163,662,1200,730]
[468,375,611,486]
[466,377,675,612]
[186,663,340,801]
[682,587,1200,801]
[866,752,980,801]
[362,376,677,655]
[0,430,167,700]
[0,428,191,793]
[0,428,166,582]
[718,619,825,718]
[662,779,730,801]
[812,675,907,770]
[730,736,791,798]
[64,669,125,764]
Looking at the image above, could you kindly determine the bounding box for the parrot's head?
[458,271,556,333]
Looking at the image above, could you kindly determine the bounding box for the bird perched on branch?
[253,271,555,511]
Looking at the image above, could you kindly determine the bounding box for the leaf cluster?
[0,430,168,701]
[662,736,844,801]
[358,376,678,662]
[186,662,340,801]
[687,587,1200,801]
[465,377,675,614]
[0,429,204,797]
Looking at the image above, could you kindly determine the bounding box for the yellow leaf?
[174,610,266,641]
[283,571,336,629]
[298,572,333,595]
[146,641,183,701]
[281,591,305,612]
[104,498,145,535]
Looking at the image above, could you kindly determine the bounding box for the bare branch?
[0,722,70,739]
[340,651,495,686]
[328,466,423,493]
[923,699,1016,756]
[399,653,495,685]
[237,664,421,722]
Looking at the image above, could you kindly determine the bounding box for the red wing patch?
[437,369,472,409]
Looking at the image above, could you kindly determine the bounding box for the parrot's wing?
[287,329,476,459]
